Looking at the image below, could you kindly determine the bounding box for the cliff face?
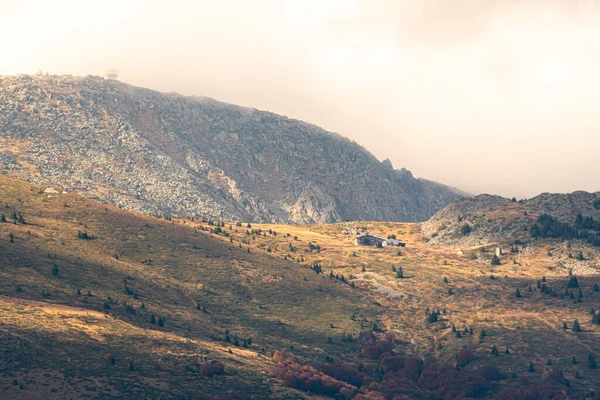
[0,74,463,223]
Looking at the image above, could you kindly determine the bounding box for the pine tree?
[158,316,164,327]
[150,314,156,324]
[396,267,404,279]
[528,362,535,372]
[491,255,501,266]
[443,276,449,283]
[563,322,568,330]
[0,214,5,223]
[594,283,600,292]
[515,288,521,298]
[428,311,438,323]
[588,353,597,369]
[573,319,582,332]
[568,276,579,288]
[129,361,135,371]
[491,345,499,356]
[448,288,453,295]
[52,264,59,277]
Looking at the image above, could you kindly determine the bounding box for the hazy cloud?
[1,0,599,197]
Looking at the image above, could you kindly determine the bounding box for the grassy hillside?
[1,174,600,398]
[0,175,378,399]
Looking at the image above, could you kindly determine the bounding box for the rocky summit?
[422,191,600,248]
[0,74,463,223]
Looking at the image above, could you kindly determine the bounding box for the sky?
[1,0,599,198]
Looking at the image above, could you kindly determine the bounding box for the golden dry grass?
[0,174,599,397]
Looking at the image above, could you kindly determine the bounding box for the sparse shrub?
[480,364,500,380]
[199,361,225,377]
[77,230,93,240]
[457,348,475,366]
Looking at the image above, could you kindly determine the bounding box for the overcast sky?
[1,0,599,198]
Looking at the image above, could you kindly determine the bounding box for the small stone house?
[355,234,405,247]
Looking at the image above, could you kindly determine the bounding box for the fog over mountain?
[2,0,600,198]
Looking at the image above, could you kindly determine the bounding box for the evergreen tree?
[567,276,579,288]
[491,345,499,356]
[461,224,472,236]
[396,267,404,279]
[515,288,521,298]
[158,316,164,327]
[573,319,582,332]
[51,264,59,277]
[491,255,501,266]
[428,311,438,323]
[150,314,156,324]
[0,214,5,223]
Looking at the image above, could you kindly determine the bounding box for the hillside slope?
[1,176,600,398]
[0,174,386,399]
[422,191,600,248]
[0,74,463,224]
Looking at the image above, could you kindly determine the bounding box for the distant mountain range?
[0,74,464,223]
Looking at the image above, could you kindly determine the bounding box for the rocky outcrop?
[0,74,464,223]
[422,192,600,248]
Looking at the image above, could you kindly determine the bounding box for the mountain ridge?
[0,74,464,223]
[422,190,600,248]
